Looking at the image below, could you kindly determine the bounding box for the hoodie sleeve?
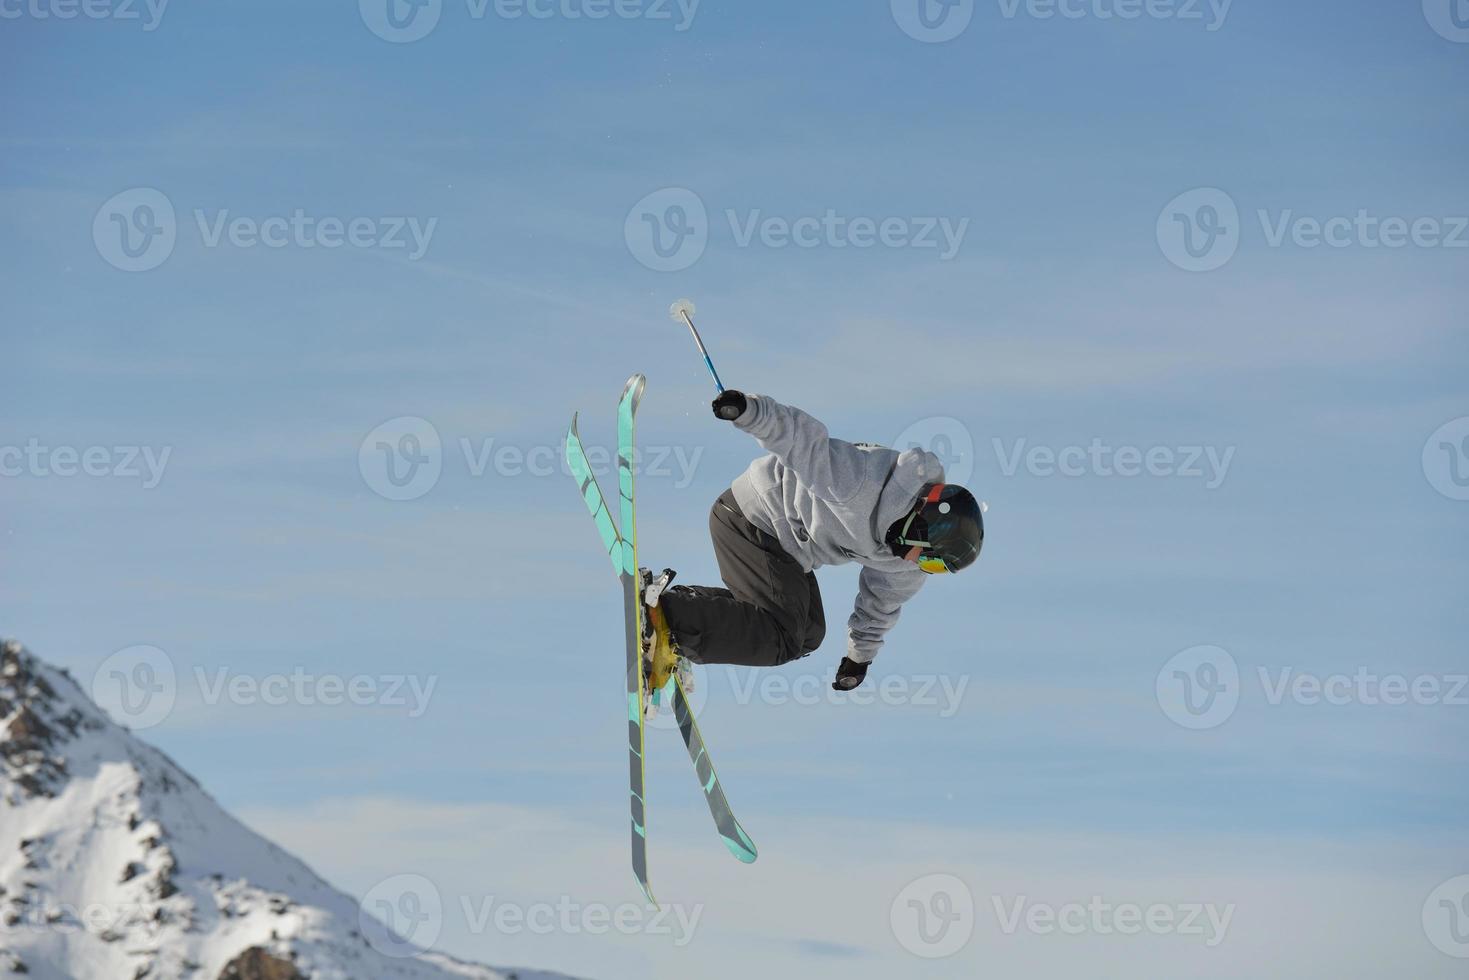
[846,565,927,664]
[732,394,837,493]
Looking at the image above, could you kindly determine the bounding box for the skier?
[644,388,983,694]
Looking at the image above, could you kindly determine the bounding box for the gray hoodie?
[728,394,944,665]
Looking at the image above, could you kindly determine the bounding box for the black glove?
[712,389,748,422]
[833,656,869,692]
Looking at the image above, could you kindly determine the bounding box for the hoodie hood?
[873,446,946,542]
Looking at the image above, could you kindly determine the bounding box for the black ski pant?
[659,489,826,667]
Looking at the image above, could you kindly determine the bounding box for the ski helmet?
[887,483,984,574]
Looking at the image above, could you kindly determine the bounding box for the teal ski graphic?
[565,414,621,576]
[615,374,652,904]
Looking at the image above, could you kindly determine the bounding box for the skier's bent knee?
[773,636,809,666]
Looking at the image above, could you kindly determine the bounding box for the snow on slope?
[0,638,579,980]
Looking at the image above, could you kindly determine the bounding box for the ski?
[564,414,621,577]
[563,386,652,904]
[616,374,653,904]
[563,373,758,903]
[670,676,758,863]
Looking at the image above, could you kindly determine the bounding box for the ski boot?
[639,568,682,716]
[645,570,695,696]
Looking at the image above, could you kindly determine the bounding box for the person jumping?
[642,388,984,694]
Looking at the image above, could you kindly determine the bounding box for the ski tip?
[621,373,647,410]
[568,412,580,435]
[723,831,758,865]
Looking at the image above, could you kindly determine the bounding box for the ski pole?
[669,299,725,394]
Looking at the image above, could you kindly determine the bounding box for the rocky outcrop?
[217,946,306,980]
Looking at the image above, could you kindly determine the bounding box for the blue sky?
[3,1,1468,977]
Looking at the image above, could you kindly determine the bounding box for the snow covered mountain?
[0,638,578,980]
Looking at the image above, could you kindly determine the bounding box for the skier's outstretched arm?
[712,390,835,492]
[839,565,927,686]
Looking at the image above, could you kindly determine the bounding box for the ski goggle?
[916,555,952,575]
[897,485,954,574]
